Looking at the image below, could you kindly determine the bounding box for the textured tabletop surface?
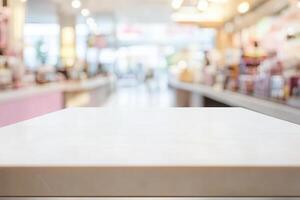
[0,107,300,167]
[0,108,300,197]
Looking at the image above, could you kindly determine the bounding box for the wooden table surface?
[0,108,300,197]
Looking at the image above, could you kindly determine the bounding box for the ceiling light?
[20,0,27,2]
[86,17,95,25]
[287,27,295,36]
[81,9,90,17]
[197,0,209,11]
[86,18,98,33]
[71,0,81,9]
[238,1,250,14]
[208,0,227,3]
[171,10,223,23]
[172,0,184,10]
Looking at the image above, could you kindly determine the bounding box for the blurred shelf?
[0,75,116,127]
[169,78,300,124]
[0,75,115,104]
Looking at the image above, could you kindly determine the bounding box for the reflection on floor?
[103,79,175,108]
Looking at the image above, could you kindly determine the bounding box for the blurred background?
[0,0,300,127]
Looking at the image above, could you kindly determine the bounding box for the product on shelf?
[270,75,285,99]
[254,74,271,97]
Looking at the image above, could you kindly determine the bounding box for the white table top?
[0,108,300,197]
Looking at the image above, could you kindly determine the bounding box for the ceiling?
[26,0,58,23]
[45,0,173,23]
[26,0,269,25]
[171,0,268,25]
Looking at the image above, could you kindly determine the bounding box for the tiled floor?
[103,78,175,108]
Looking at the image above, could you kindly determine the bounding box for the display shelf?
[0,75,116,127]
[0,75,115,104]
[169,78,300,124]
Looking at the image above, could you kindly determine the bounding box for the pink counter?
[0,76,115,127]
[0,91,63,127]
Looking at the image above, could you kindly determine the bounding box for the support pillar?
[7,0,26,57]
[58,8,76,68]
[216,28,233,53]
